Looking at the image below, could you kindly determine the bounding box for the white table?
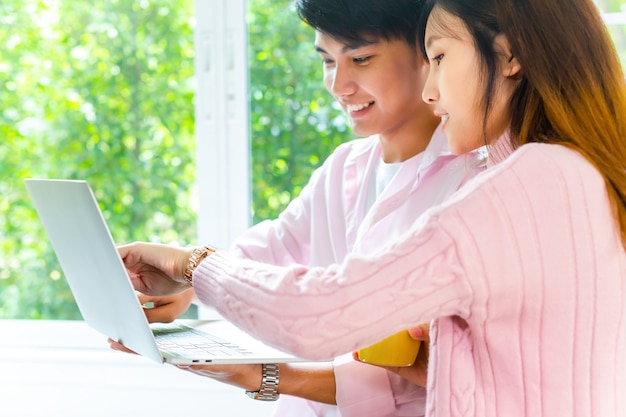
[0,320,277,417]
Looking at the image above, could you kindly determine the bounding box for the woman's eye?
[431,54,444,65]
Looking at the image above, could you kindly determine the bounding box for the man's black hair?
[295,0,423,47]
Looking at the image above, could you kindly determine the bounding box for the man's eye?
[353,56,372,64]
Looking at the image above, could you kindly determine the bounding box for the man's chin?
[349,123,375,138]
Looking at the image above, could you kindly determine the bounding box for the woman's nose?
[422,73,438,104]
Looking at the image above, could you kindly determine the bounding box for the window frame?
[195,0,251,251]
[603,12,626,24]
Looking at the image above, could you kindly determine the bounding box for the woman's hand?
[354,323,431,387]
[118,242,194,296]
[138,288,196,323]
[107,290,195,356]
[382,324,430,387]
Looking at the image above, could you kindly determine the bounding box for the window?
[194,0,346,244]
[598,1,626,67]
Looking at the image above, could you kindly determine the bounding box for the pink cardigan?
[194,142,626,417]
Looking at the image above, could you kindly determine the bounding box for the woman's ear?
[504,54,522,78]
[494,34,522,78]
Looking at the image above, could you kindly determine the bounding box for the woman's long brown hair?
[420,0,626,246]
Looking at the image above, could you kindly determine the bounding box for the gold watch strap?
[183,245,216,285]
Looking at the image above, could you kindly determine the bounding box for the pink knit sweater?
[194,143,626,417]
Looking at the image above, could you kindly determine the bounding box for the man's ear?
[494,34,522,78]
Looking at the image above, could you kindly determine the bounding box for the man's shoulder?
[334,135,379,154]
[324,135,381,165]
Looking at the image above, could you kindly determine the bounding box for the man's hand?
[108,338,262,391]
[178,362,337,404]
[177,364,263,392]
[108,338,138,354]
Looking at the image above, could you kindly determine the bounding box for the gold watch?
[183,245,216,285]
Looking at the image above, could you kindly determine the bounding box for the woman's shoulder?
[446,143,599,207]
[473,142,604,201]
[506,142,598,175]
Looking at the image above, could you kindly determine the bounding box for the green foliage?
[0,0,196,319]
[247,0,347,222]
[0,0,348,319]
[601,0,626,68]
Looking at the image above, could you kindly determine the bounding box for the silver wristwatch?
[245,363,280,401]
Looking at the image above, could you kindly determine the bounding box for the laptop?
[24,178,321,365]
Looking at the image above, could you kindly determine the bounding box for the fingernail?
[410,327,423,338]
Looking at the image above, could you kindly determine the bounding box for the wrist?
[246,364,264,391]
[245,363,280,401]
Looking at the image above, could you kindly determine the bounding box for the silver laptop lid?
[24,179,164,363]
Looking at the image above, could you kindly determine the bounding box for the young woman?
[115,0,626,415]
[113,1,487,416]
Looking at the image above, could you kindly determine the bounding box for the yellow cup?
[356,330,421,367]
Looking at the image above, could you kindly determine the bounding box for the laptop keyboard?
[152,323,255,358]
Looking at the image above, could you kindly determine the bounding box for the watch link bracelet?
[183,245,216,285]
[245,363,280,401]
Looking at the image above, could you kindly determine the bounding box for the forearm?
[278,363,337,405]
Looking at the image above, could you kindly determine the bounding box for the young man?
[114,0,486,415]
